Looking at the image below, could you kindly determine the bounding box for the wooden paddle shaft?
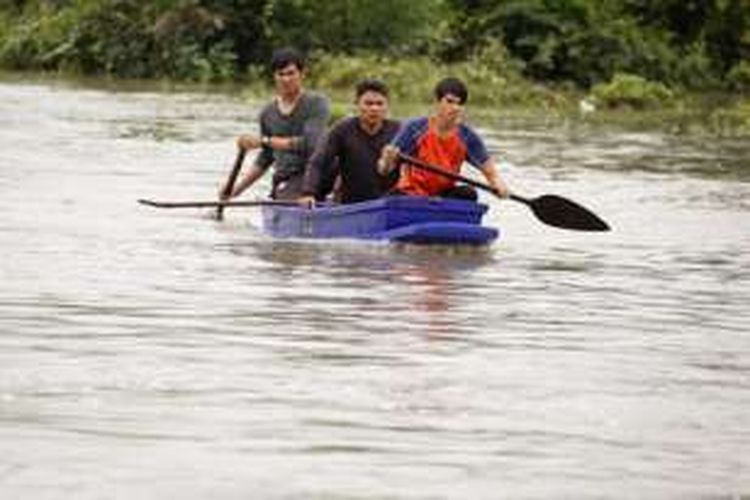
[216,148,247,220]
[138,199,299,209]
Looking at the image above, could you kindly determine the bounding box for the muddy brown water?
[1,75,749,498]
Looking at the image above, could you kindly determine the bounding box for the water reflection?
[483,118,750,182]
[232,239,497,339]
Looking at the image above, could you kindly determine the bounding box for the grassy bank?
[241,53,750,137]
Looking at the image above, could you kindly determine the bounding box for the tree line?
[1,0,748,92]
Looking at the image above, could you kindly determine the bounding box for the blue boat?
[261,196,499,245]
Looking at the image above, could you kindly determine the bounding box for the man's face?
[357,90,388,127]
[274,63,303,95]
[436,93,464,123]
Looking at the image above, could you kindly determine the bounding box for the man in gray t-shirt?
[224,48,329,200]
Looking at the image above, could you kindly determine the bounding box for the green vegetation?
[0,1,241,79]
[591,73,675,110]
[708,100,750,136]
[440,0,750,89]
[727,61,750,93]
[308,42,547,108]
[1,0,748,132]
[2,0,747,88]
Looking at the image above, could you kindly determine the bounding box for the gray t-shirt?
[254,91,330,183]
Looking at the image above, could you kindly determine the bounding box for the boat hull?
[261,196,499,245]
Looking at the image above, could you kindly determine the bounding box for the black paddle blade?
[529,195,610,231]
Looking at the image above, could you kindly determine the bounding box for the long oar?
[216,148,247,221]
[138,199,298,209]
[398,153,610,231]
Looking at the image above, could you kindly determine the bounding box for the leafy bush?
[307,53,440,104]
[262,0,445,56]
[446,41,550,107]
[306,41,547,109]
[708,100,750,135]
[60,1,156,77]
[1,0,748,95]
[0,0,238,81]
[439,0,749,91]
[591,73,675,110]
[152,5,236,81]
[727,61,750,93]
[0,4,82,70]
[672,42,720,89]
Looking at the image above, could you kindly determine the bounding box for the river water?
[1,74,749,499]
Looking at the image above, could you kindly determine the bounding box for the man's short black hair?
[355,78,389,99]
[434,77,468,104]
[270,47,305,72]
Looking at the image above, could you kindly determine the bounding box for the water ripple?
[1,75,749,499]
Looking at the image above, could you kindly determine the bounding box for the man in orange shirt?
[378,77,509,200]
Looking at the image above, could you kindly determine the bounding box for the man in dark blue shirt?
[300,79,400,204]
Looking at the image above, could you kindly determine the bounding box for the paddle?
[397,153,610,231]
[215,148,247,221]
[138,199,299,209]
